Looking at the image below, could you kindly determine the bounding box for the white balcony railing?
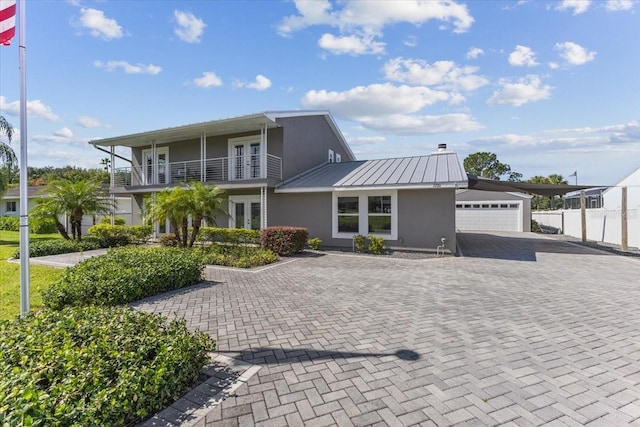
[113,154,282,187]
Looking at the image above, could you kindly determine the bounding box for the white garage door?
[456,201,522,232]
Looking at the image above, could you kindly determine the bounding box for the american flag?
[0,0,16,46]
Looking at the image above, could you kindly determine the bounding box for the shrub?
[260,226,308,256]
[13,238,101,259]
[308,237,322,250]
[353,234,366,253]
[196,244,278,268]
[198,227,260,245]
[158,233,179,247]
[0,216,19,231]
[99,216,126,225]
[368,235,385,255]
[0,306,214,426]
[43,246,204,310]
[88,223,152,246]
[30,216,57,234]
[531,219,542,233]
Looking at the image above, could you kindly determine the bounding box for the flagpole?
[18,0,30,316]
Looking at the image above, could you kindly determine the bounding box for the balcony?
[112,154,282,187]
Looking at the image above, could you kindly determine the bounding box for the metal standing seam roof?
[276,152,468,192]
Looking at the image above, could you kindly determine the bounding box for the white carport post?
[621,186,628,251]
[261,186,268,229]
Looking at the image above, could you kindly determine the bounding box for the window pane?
[338,197,358,214]
[338,216,359,233]
[368,196,391,214]
[368,216,391,234]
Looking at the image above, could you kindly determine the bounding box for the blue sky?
[0,0,638,185]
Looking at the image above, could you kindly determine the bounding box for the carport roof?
[467,175,602,197]
[276,151,468,192]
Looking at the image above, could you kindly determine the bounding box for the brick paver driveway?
[134,232,640,426]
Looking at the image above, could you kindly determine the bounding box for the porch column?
[110,146,115,187]
[151,140,157,185]
[621,186,628,251]
[261,124,268,179]
[200,132,206,182]
[580,190,586,242]
[261,186,268,229]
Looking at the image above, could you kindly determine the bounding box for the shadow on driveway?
[218,347,420,364]
[457,231,614,261]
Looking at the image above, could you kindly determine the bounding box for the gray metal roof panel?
[276,152,469,191]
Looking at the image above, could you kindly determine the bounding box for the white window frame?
[6,201,17,213]
[141,146,169,185]
[228,195,262,230]
[328,149,334,163]
[336,153,342,163]
[332,190,398,240]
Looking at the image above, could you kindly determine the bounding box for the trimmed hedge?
[0,306,214,426]
[43,246,204,310]
[196,244,278,268]
[259,226,308,256]
[88,223,152,246]
[198,227,260,245]
[13,238,101,259]
[0,216,19,231]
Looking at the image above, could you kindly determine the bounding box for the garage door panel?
[456,204,521,232]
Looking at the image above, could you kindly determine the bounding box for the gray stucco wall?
[269,188,457,252]
[277,116,354,180]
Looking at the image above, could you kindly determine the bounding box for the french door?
[142,147,169,185]
[230,139,261,180]
[229,196,261,230]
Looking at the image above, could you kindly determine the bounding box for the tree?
[145,183,228,248]
[27,165,110,186]
[0,115,17,196]
[527,174,568,210]
[463,152,521,181]
[31,179,116,240]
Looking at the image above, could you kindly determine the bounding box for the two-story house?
[90,110,468,252]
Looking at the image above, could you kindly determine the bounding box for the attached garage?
[456,190,531,232]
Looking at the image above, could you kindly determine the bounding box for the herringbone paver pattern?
[133,232,640,426]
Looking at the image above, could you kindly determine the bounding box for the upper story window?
[336,153,342,163]
[6,201,17,212]
[328,149,334,163]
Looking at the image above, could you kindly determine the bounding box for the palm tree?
[0,115,17,196]
[145,183,227,247]
[31,179,116,240]
[186,182,227,248]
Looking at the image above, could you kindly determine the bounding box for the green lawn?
[0,231,64,321]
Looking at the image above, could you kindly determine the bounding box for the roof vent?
[437,143,447,152]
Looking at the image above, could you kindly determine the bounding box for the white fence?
[533,208,640,249]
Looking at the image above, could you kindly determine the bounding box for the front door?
[229,196,261,230]
[142,147,169,185]
[229,138,261,180]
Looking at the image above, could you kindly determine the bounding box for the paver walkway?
[134,232,640,426]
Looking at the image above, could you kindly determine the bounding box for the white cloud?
[0,96,59,121]
[556,0,591,14]
[191,72,223,88]
[466,47,484,59]
[54,127,74,138]
[174,10,206,43]
[508,45,538,67]
[548,62,560,69]
[359,113,483,135]
[403,35,417,47]
[235,75,272,91]
[347,136,386,145]
[76,115,109,128]
[606,0,634,11]
[382,58,489,92]
[277,0,474,35]
[318,33,385,55]
[78,8,123,40]
[302,83,451,120]
[555,41,596,66]
[93,60,162,75]
[487,75,552,107]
